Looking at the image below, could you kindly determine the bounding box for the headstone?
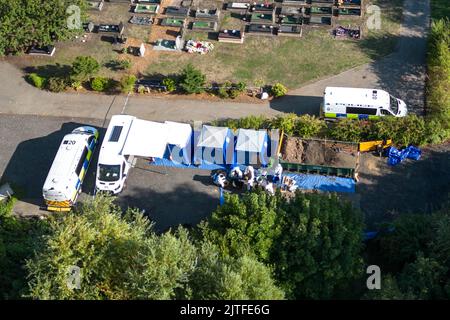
[175,35,182,50]
[261,92,269,100]
[139,43,146,57]
[87,22,95,32]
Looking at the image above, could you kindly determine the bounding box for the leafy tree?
[272,192,364,299]
[188,241,284,300]
[179,64,206,94]
[201,191,282,263]
[71,56,100,82]
[294,115,326,138]
[0,197,48,299]
[120,75,137,94]
[364,274,415,300]
[26,195,197,300]
[271,83,288,97]
[0,0,88,55]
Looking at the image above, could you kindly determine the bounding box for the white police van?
[322,87,408,120]
[42,126,99,211]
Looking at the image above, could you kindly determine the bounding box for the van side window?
[76,147,89,176]
[381,109,391,116]
[346,107,377,115]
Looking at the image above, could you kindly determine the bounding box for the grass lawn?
[8,0,404,89]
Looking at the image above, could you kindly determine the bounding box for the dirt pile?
[281,137,358,168]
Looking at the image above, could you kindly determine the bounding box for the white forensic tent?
[164,121,193,164]
[195,125,232,165]
[122,119,168,158]
[235,129,269,165]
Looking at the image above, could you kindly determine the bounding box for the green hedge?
[426,19,450,142]
[215,113,440,146]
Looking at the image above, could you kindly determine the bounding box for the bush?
[90,77,110,92]
[120,75,137,94]
[70,80,82,90]
[28,73,45,89]
[294,115,326,138]
[137,85,146,94]
[271,83,288,98]
[46,77,67,93]
[218,81,231,99]
[329,118,363,142]
[119,59,132,70]
[71,56,100,82]
[270,114,297,135]
[179,64,206,94]
[235,81,247,93]
[162,77,176,92]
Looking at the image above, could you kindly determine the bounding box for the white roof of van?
[324,87,390,107]
[43,131,90,192]
[122,119,169,158]
[98,115,135,165]
[164,121,192,148]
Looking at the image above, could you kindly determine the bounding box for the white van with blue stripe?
[321,87,408,120]
[42,126,99,211]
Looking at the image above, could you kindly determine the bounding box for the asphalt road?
[0,114,218,231]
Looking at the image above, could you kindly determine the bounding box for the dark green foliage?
[0,0,87,55]
[426,19,450,143]
[28,73,45,89]
[293,115,326,138]
[46,77,67,92]
[0,197,48,299]
[329,118,364,142]
[119,59,132,70]
[179,64,206,94]
[200,191,364,299]
[71,56,100,82]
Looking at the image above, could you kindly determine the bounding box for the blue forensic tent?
[234,129,269,166]
[164,121,193,165]
[195,125,233,166]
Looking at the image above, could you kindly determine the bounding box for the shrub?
[90,77,110,92]
[137,85,146,94]
[119,59,132,70]
[294,115,326,138]
[120,75,137,94]
[70,80,82,90]
[179,64,206,94]
[162,77,176,92]
[46,77,67,93]
[271,83,288,98]
[28,73,45,89]
[218,81,231,99]
[235,81,247,93]
[228,87,240,99]
[270,114,297,135]
[71,56,100,82]
[329,118,363,142]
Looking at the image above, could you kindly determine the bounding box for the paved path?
[0,0,429,122]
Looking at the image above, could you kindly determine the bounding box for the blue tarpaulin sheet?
[387,145,421,166]
[284,173,355,193]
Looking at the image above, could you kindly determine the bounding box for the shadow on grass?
[23,63,71,79]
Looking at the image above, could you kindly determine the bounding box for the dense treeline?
[0,0,87,55]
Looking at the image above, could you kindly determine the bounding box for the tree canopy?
[0,0,87,55]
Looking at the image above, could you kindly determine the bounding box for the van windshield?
[98,164,121,181]
[389,96,399,115]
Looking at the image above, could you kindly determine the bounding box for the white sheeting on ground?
[235,129,267,152]
[165,121,192,147]
[122,119,168,158]
[197,125,230,148]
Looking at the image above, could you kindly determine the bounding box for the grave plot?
[226,2,250,15]
[282,0,307,5]
[161,17,186,27]
[165,6,190,17]
[305,15,332,25]
[195,8,220,20]
[129,15,153,26]
[249,12,275,24]
[307,6,333,15]
[335,7,362,17]
[134,4,160,14]
[277,25,303,37]
[191,21,218,32]
[278,14,303,25]
[218,29,244,44]
[246,24,277,36]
